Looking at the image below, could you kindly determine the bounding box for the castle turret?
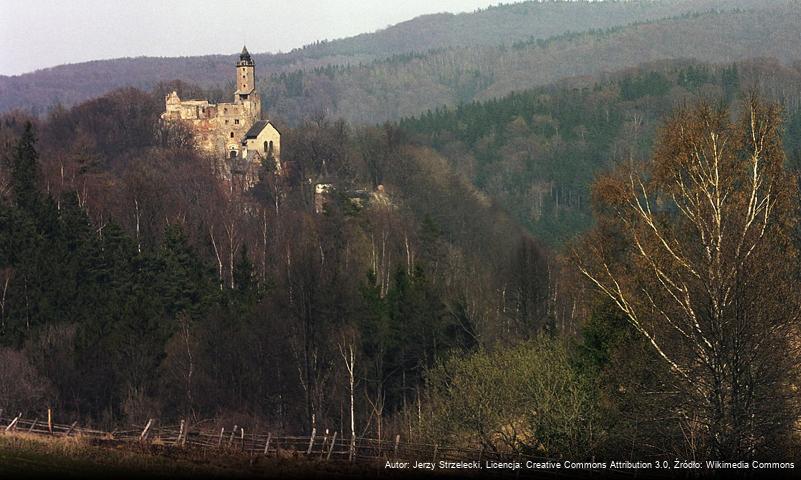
[236,45,255,97]
[235,45,260,119]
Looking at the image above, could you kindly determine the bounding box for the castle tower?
[236,46,255,98]
[234,45,261,119]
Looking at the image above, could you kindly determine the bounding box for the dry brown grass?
[0,431,239,478]
[0,431,420,479]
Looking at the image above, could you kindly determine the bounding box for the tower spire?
[239,45,252,63]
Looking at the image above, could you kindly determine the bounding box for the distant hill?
[0,0,780,116]
[263,4,801,125]
[284,0,768,59]
[398,56,801,245]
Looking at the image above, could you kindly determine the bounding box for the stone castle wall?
[160,47,280,192]
[162,91,261,157]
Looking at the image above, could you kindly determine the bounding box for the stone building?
[161,46,281,174]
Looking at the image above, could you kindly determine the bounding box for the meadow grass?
[0,432,380,479]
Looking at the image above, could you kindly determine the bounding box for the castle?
[161,46,281,174]
[161,46,387,213]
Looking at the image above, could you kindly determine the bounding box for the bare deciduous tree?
[576,95,801,459]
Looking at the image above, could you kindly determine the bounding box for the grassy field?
[0,432,398,479]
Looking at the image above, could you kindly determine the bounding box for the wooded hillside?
[264,5,801,125]
[0,85,566,442]
[0,0,788,121]
[400,57,801,244]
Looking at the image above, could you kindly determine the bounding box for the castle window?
[235,119,239,125]
[230,132,234,138]
[224,108,227,113]
[225,119,229,124]
[230,150,237,158]
[269,140,274,153]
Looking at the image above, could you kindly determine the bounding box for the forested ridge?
[0,0,792,121]
[400,57,801,244]
[281,0,765,59]
[263,4,801,125]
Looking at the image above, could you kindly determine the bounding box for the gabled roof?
[243,120,274,139]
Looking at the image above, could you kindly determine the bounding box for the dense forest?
[2,53,801,461]
[0,0,793,120]
[399,57,801,244]
[0,82,568,441]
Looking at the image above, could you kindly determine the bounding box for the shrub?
[424,335,598,458]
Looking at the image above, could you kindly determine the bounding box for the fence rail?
[0,411,635,478]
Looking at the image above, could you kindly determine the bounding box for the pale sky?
[0,0,503,76]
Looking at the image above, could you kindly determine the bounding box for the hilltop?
[265,4,801,124]
[0,0,782,117]
[283,0,768,59]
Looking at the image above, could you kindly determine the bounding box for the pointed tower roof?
[239,45,252,63]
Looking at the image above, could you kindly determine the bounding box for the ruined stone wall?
[236,65,255,95]
[161,93,260,157]
[214,101,254,155]
[160,50,276,185]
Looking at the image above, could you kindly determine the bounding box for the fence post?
[306,427,316,455]
[263,432,272,455]
[47,408,53,434]
[240,427,245,452]
[218,427,224,447]
[394,434,400,459]
[433,444,438,463]
[139,419,153,442]
[349,433,356,462]
[326,431,337,461]
[4,414,19,432]
[176,419,185,446]
[320,429,329,459]
[228,425,237,447]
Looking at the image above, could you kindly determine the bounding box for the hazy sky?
[0,0,503,76]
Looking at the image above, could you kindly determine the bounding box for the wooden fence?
[0,410,637,478]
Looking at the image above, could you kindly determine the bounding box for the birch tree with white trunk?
[576,95,801,459]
